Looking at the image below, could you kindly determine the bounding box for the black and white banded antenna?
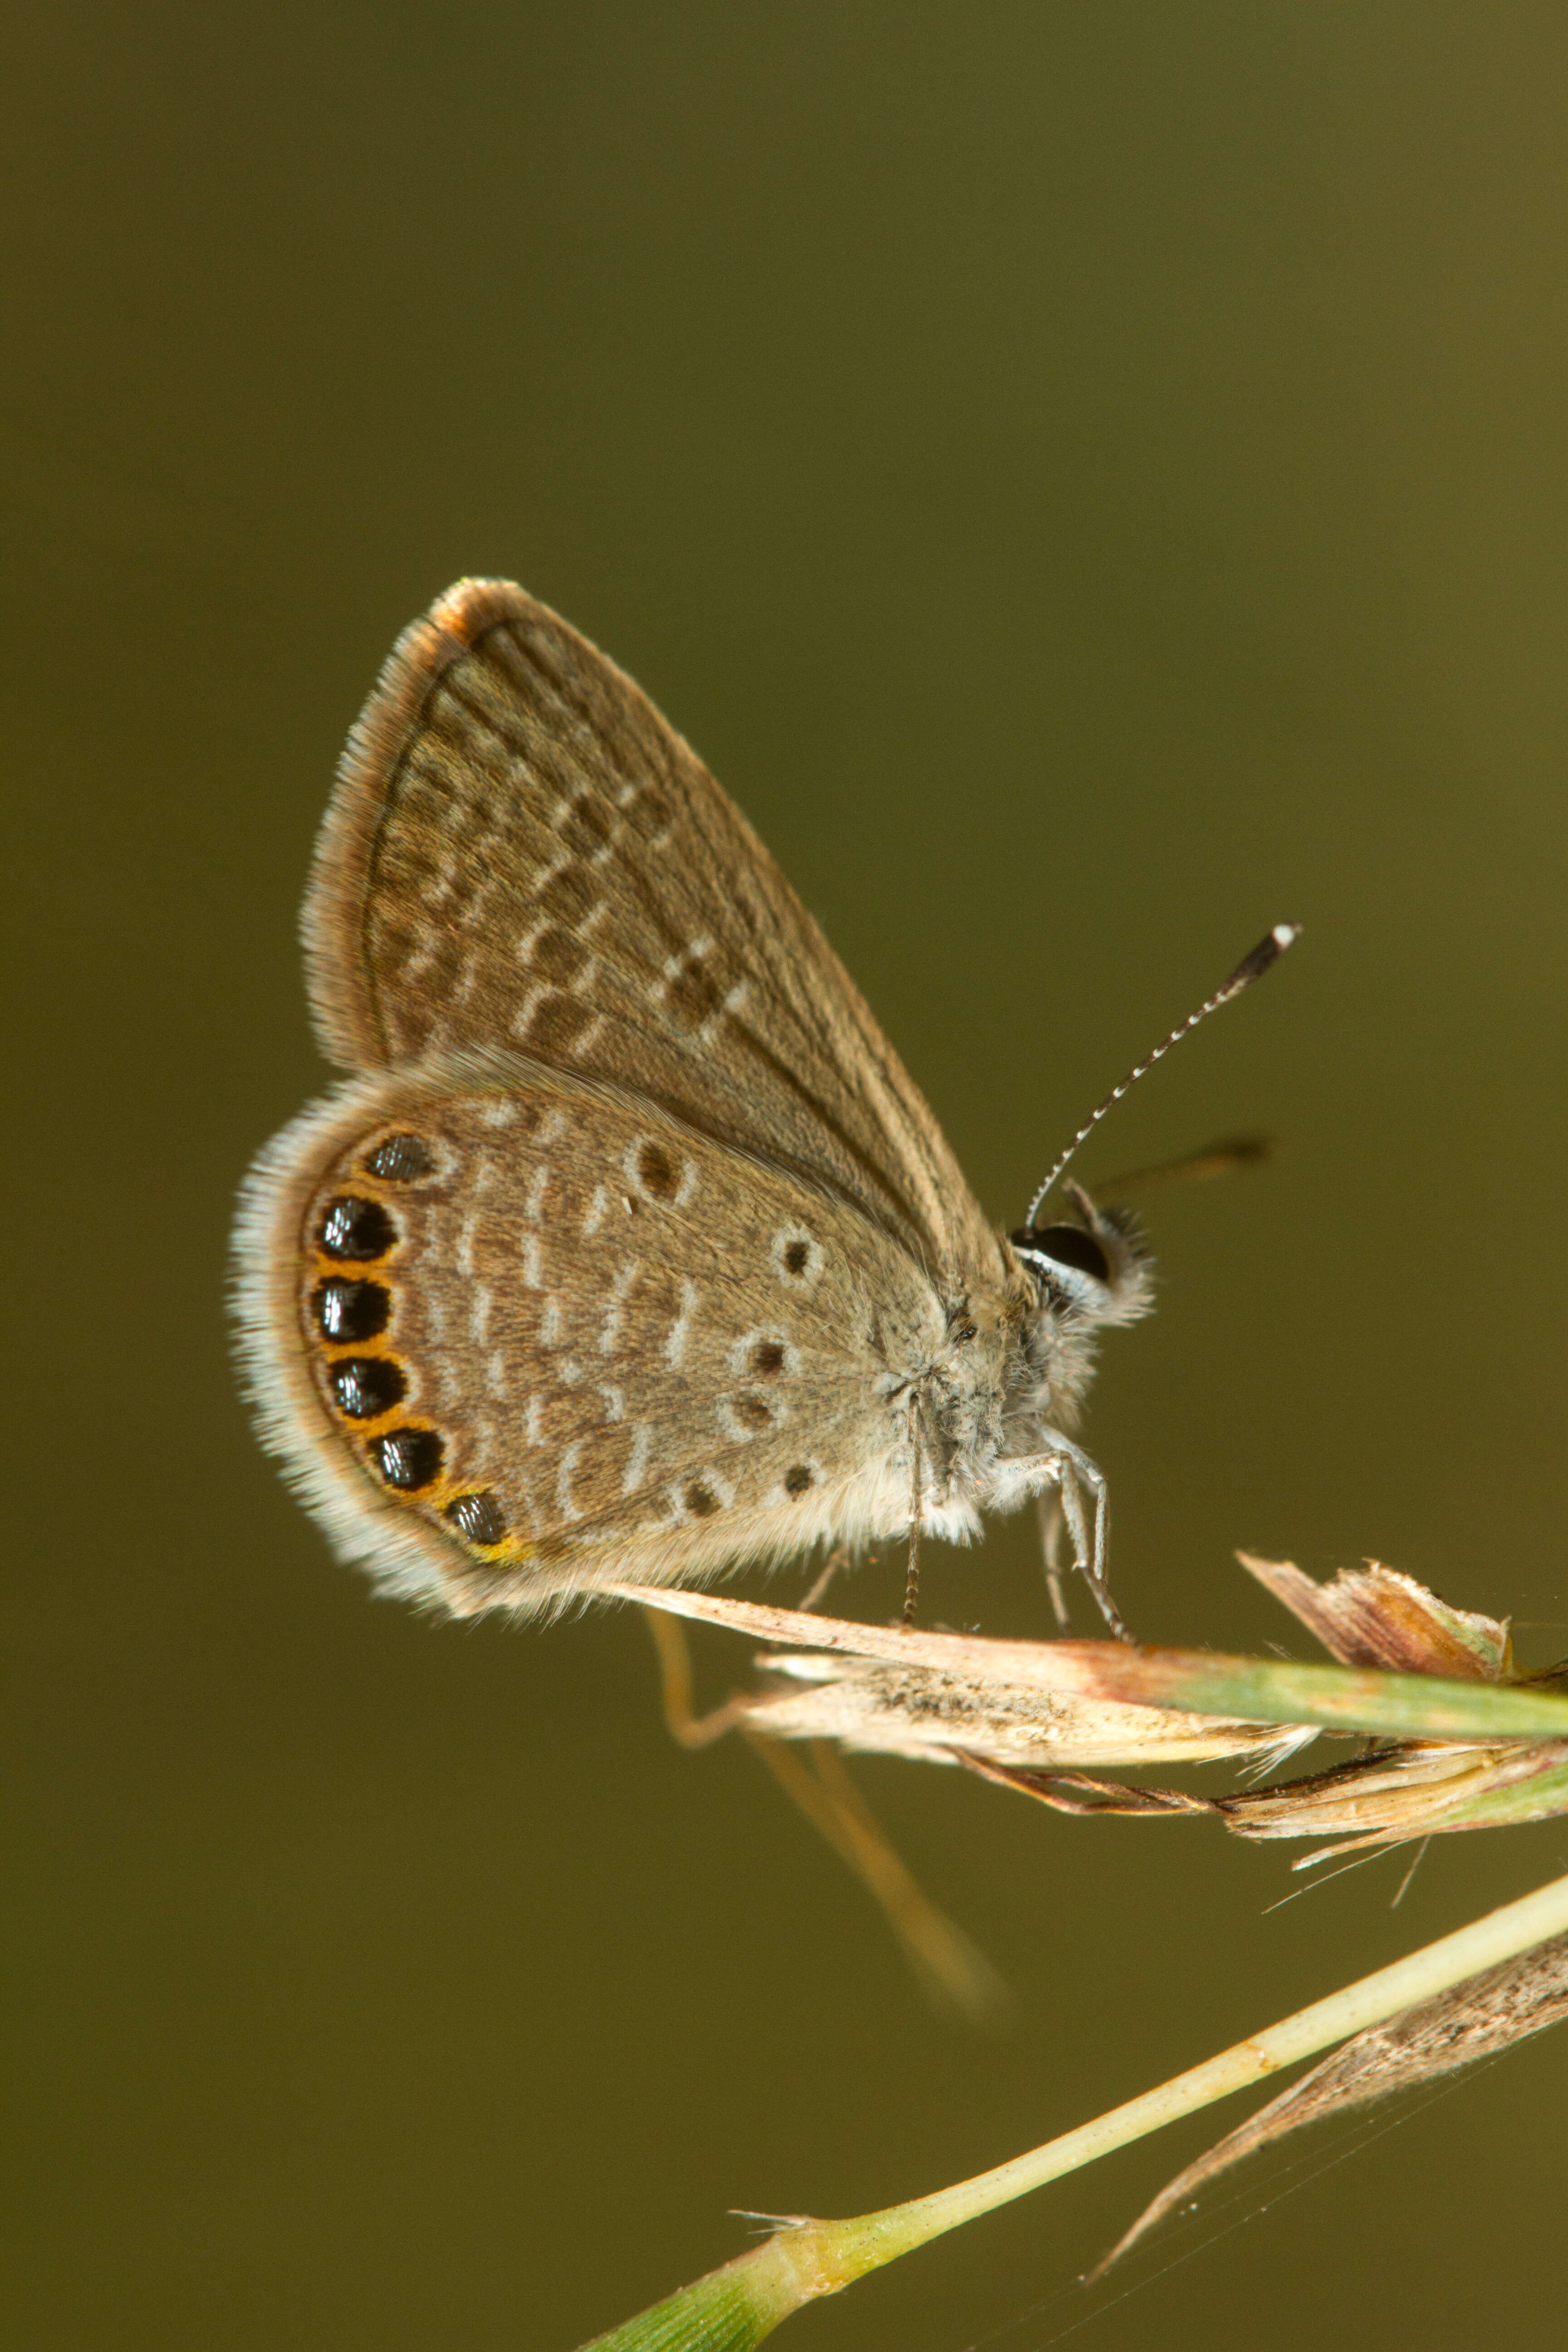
[1021,923,1302,1234]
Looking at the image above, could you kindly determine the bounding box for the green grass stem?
[578,1869,1568,2350]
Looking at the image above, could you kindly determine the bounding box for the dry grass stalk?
[608,1575,1568,1741]
[618,1559,1568,1857]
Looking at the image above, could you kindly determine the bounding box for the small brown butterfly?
[233,580,1294,1635]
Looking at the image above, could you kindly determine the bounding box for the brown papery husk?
[1093,1928,1568,2277]
[1238,1554,1514,1679]
[731,1650,1313,1772]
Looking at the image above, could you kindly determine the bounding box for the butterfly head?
[1008,1181,1153,1340]
[917,1183,1152,1536]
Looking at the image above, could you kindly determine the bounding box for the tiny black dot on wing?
[750,1340,786,1378]
[733,1394,772,1431]
[685,1480,722,1517]
[783,1241,809,1275]
[635,1142,679,1200]
[371,1426,445,1491]
[320,1196,397,1261]
[784,1465,813,1496]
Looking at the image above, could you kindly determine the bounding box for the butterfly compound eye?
[1009,1224,1112,1284]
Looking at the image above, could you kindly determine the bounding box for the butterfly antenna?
[1023,924,1302,1231]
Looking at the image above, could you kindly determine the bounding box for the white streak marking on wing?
[663,1277,699,1369]
[622,1423,652,1494]
[556,1442,584,1522]
[511,985,547,1039]
[401,938,441,980]
[599,1259,640,1355]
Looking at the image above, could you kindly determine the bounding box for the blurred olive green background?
[9,5,1568,2347]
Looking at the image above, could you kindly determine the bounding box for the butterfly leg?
[745,1733,1010,2022]
[643,1607,1005,2016]
[1036,1431,1131,1643]
[642,1606,752,1748]
[1036,1488,1072,1631]
[902,1396,924,1628]
[799,1545,851,1613]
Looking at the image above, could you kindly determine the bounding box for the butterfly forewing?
[304,581,996,1281]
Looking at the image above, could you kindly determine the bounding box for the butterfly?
[233,580,1285,1636]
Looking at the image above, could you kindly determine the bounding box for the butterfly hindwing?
[236,1054,947,1618]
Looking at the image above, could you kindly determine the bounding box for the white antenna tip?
[1021,920,1304,1230]
[1225,922,1303,992]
